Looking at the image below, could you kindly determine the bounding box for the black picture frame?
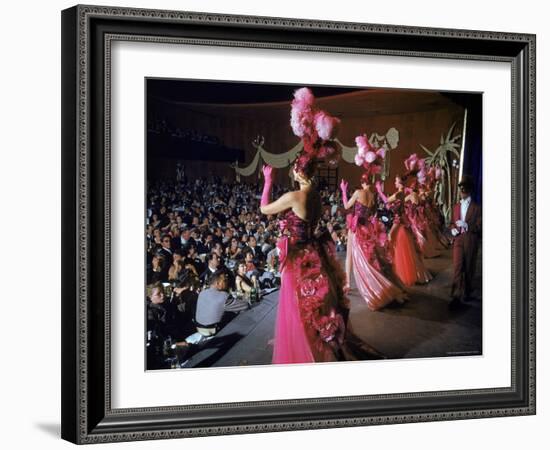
[61,4,536,444]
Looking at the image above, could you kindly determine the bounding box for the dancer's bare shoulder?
[260,191,298,215]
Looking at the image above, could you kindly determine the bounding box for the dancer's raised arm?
[259,165,296,215]
[260,192,297,215]
[260,165,273,208]
[340,179,358,209]
[375,180,390,204]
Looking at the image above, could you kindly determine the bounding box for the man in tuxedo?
[190,228,207,254]
[199,253,221,288]
[449,176,482,308]
[246,235,264,264]
[184,243,205,275]
[178,227,196,251]
[244,221,255,238]
[158,234,174,282]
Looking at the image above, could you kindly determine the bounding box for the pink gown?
[406,202,441,258]
[424,198,450,249]
[272,210,381,364]
[390,200,432,287]
[347,202,407,310]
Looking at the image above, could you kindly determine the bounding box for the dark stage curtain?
[462,95,483,204]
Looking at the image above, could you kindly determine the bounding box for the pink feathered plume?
[354,133,386,178]
[289,87,342,172]
[314,111,340,140]
[364,151,377,164]
[293,87,315,106]
[404,153,418,171]
[417,169,427,185]
[290,88,315,138]
[355,135,370,152]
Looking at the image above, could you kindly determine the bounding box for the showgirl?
[260,88,382,364]
[339,135,407,310]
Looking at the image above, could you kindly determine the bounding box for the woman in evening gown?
[405,187,442,259]
[260,87,383,364]
[261,164,383,364]
[376,176,432,287]
[340,174,407,310]
[418,183,450,250]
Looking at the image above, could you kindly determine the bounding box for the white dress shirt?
[460,196,472,222]
[451,196,472,237]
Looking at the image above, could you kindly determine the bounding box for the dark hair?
[458,175,474,193]
[210,269,228,285]
[207,253,219,262]
[234,265,253,288]
[176,269,196,288]
[153,252,165,263]
[360,173,372,185]
[292,151,318,180]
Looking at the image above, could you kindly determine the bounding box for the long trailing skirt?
[347,228,406,311]
[410,220,442,258]
[391,224,432,287]
[272,236,383,364]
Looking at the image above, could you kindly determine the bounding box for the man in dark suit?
[190,228,207,254]
[177,227,196,251]
[246,235,264,265]
[158,234,174,282]
[449,176,482,308]
[182,243,205,276]
[199,253,221,288]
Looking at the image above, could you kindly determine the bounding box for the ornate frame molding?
[61,5,536,444]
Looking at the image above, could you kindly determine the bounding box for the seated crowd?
[145,176,348,369]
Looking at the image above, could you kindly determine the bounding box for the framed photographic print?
[61,4,536,444]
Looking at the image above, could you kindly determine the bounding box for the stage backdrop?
[147,89,466,189]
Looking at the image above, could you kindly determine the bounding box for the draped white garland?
[260,141,303,168]
[232,149,261,177]
[232,128,399,177]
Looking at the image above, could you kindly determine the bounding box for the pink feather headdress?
[404,153,429,186]
[425,165,443,187]
[290,88,341,175]
[354,133,386,180]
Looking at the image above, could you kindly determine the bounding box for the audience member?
[145,177,347,358]
[193,271,248,338]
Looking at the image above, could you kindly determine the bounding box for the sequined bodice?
[279,210,315,244]
[389,198,404,216]
[353,201,375,219]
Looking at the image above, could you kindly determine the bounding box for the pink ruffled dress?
[347,203,407,310]
[272,210,382,364]
[406,202,441,258]
[390,200,432,287]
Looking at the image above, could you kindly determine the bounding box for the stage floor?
[181,248,482,368]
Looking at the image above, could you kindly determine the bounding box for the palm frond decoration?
[420,122,462,224]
